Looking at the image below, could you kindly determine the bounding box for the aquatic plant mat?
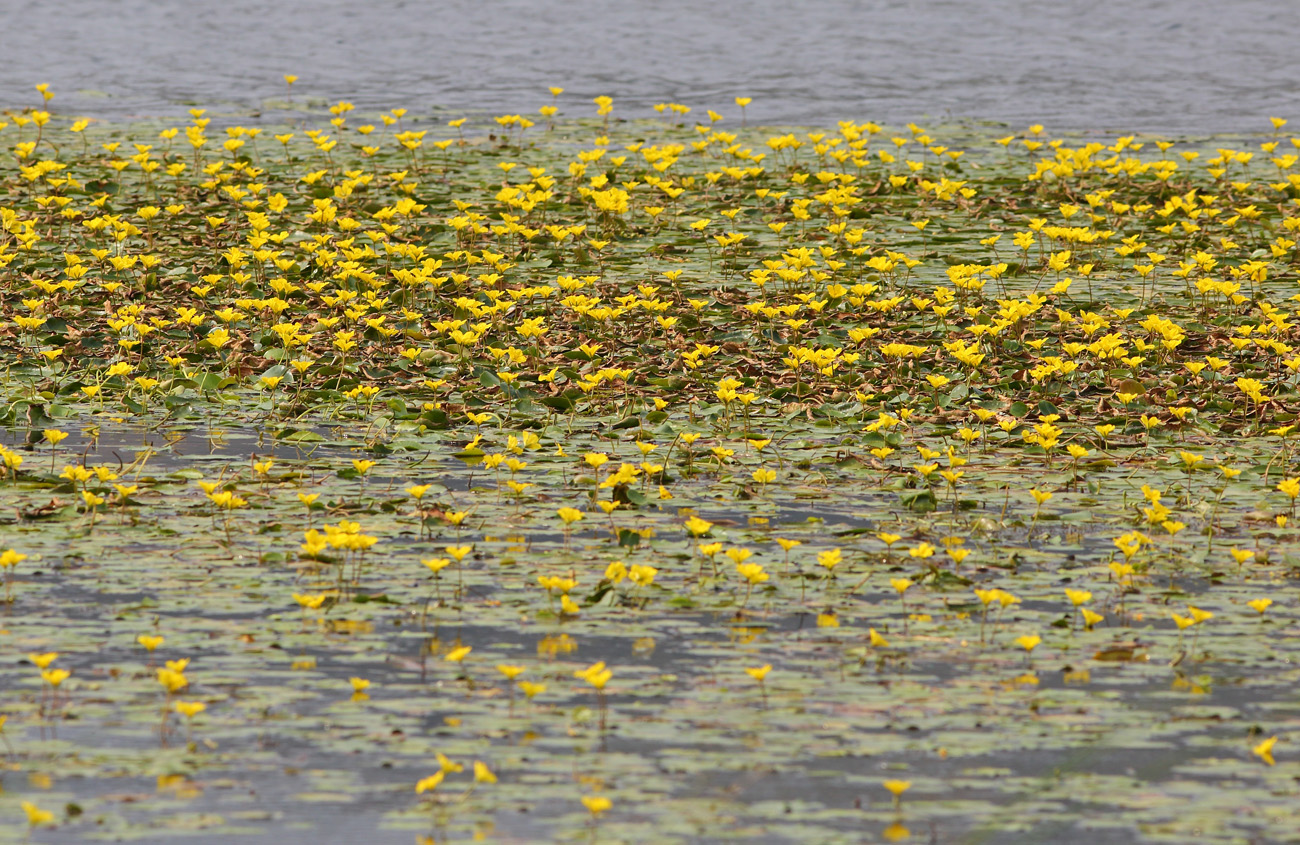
[3,95,1300,842]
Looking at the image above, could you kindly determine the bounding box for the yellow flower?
[415,771,445,793]
[1014,634,1041,653]
[21,801,55,827]
[0,550,28,568]
[581,795,612,817]
[1230,548,1255,565]
[557,507,584,525]
[157,667,188,693]
[137,634,165,652]
[41,668,70,687]
[1254,735,1279,766]
[882,779,911,798]
[684,515,713,536]
[724,547,752,565]
[474,760,497,784]
[445,646,472,663]
[744,664,772,681]
[174,700,206,718]
[1064,589,1091,607]
[628,564,657,587]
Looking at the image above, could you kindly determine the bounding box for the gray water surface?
[4,0,1299,133]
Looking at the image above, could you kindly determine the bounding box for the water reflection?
[3,0,1299,132]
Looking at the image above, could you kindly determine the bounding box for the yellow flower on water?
[1065,589,1091,607]
[445,646,472,663]
[29,652,58,669]
[349,677,371,692]
[1015,634,1041,653]
[882,779,911,800]
[474,760,497,783]
[890,577,913,595]
[744,664,771,681]
[21,801,55,827]
[0,549,28,569]
[415,771,445,793]
[576,661,612,689]
[157,667,188,693]
[684,515,713,536]
[1254,735,1278,765]
[581,795,612,817]
[557,507,584,525]
[137,634,164,652]
[724,547,752,565]
[869,628,890,647]
[41,668,70,687]
[174,700,206,718]
[1248,598,1273,614]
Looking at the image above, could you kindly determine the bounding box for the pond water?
[4,0,1300,132]
[5,7,1300,841]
